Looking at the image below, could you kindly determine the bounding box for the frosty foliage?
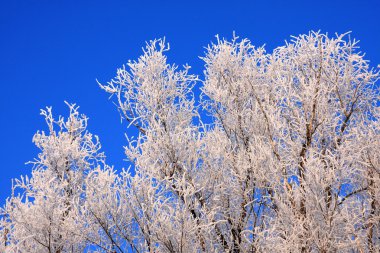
[1,32,379,252]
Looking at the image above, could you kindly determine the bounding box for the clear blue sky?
[0,0,379,203]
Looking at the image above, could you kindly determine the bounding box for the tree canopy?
[1,31,379,252]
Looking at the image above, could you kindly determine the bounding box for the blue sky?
[0,0,379,203]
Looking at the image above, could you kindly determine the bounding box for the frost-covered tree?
[1,31,379,252]
[1,103,105,252]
